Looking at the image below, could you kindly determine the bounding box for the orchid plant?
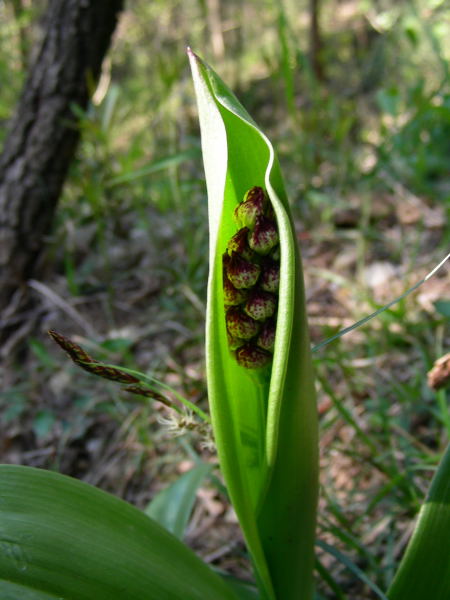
[0,52,448,600]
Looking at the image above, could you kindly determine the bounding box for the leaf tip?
[187,47,206,73]
[186,46,200,62]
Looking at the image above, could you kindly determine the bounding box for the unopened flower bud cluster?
[223,186,280,369]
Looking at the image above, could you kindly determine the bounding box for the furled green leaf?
[189,50,318,600]
[387,443,450,600]
[145,462,213,539]
[0,465,238,600]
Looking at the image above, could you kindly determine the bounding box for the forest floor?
[1,183,447,598]
[1,1,449,597]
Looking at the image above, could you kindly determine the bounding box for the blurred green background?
[0,0,449,598]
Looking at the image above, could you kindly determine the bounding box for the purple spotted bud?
[226,307,260,340]
[248,215,279,255]
[227,227,254,261]
[260,259,280,293]
[244,291,276,321]
[234,186,267,229]
[235,343,272,369]
[223,273,248,306]
[244,186,266,205]
[256,319,276,352]
[226,251,261,289]
[223,186,280,368]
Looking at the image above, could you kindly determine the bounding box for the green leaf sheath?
[189,50,318,600]
[387,443,450,600]
[0,465,238,600]
[190,51,275,599]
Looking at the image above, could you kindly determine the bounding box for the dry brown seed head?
[88,364,139,384]
[124,385,173,408]
[48,330,140,383]
[48,330,94,365]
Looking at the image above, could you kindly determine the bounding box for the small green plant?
[0,52,449,600]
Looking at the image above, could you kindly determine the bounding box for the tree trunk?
[0,0,123,349]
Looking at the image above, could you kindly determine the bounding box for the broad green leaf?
[221,574,260,599]
[0,581,61,600]
[0,465,238,600]
[145,462,213,539]
[387,443,450,600]
[189,50,318,600]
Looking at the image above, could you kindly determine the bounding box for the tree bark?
[0,0,123,347]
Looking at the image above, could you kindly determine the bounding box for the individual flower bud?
[236,343,272,369]
[260,259,280,293]
[227,227,254,261]
[244,291,276,321]
[248,215,279,255]
[256,319,276,352]
[234,186,267,229]
[226,251,261,289]
[223,274,248,306]
[244,186,266,205]
[226,307,260,340]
